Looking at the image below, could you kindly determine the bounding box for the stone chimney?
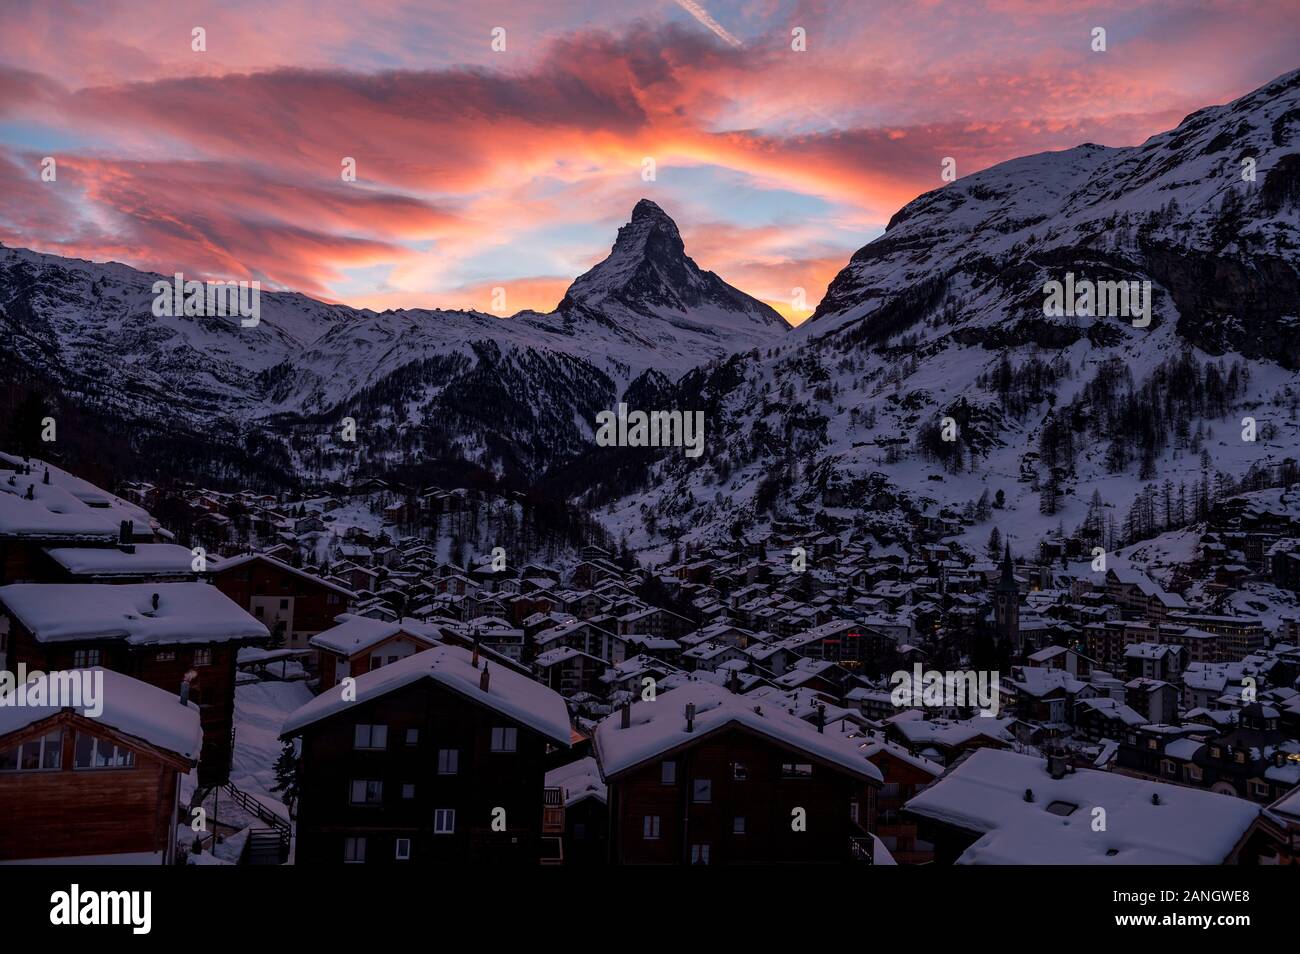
[118,520,135,554]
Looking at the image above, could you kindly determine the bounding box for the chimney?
[179,671,196,706]
[24,484,33,500]
[685,702,696,733]
[1047,752,1069,779]
[151,592,160,612]
[471,641,480,669]
[621,703,631,729]
[479,661,490,693]
[816,703,826,734]
[42,469,49,485]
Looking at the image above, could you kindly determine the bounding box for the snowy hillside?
[586,68,1300,562]
[0,200,789,483]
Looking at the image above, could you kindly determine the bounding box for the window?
[1146,738,1158,750]
[344,837,366,863]
[1252,781,1270,798]
[279,599,289,610]
[370,655,383,671]
[1210,746,1222,759]
[1045,800,1079,817]
[781,762,813,778]
[731,762,748,781]
[193,649,212,667]
[73,732,134,770]
[692,779,712,804]
[732,816,746,835]
[353,724,387,750]
[402,783,415,800]
[0,730,63,771]
[660,761,676,785]
[690,844,710,865]
[255,606,265,618]
[1187,766,1203,781]
[850,801,860,824]
[437,749,459,775]
[395,838,411,861]
[642,816,661,840]
[434,809,456,834]
[490,727,517,752]
[155,650,175,662]
[349,780,383,805]
[405,728,419,746]
[72,649,101,669]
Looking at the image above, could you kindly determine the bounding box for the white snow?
[282,643,571,745]
[0,667,201,761]
[594,680,883,783]
[905,748,1260,864]
[0,582,269,645]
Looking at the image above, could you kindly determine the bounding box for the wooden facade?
[605,724,877,865]
[290,677,557,865]
[214,556,350,651]
[0,710,189,862]
[6,622,242,784]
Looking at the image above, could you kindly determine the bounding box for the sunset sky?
[1,0,1297,323]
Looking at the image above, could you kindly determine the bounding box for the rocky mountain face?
[580,68,1300,560]
[0,201,789,487]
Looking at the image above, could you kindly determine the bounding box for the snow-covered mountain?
[587,67,1300,561]
[0,200,788,482]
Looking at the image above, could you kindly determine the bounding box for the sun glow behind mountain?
[1,0,1297,323]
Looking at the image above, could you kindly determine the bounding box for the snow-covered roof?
[0,582,268,645]
[43,544,199,577]
[594,681,883,783]
[308,614,437,656]
[0,453,164,541]
[545,756,607,807]
[905,748,1259,864]
[282,644,571,746]
[213,552,356,598]
[0,668,201,761]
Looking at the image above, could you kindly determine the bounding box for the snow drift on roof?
[0,582,268,645]
[0,667,201,761]
[282,643,571,745]
[594,681,883,783]
[905,748,1259,864]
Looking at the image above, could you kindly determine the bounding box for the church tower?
[994,541,1020,650]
